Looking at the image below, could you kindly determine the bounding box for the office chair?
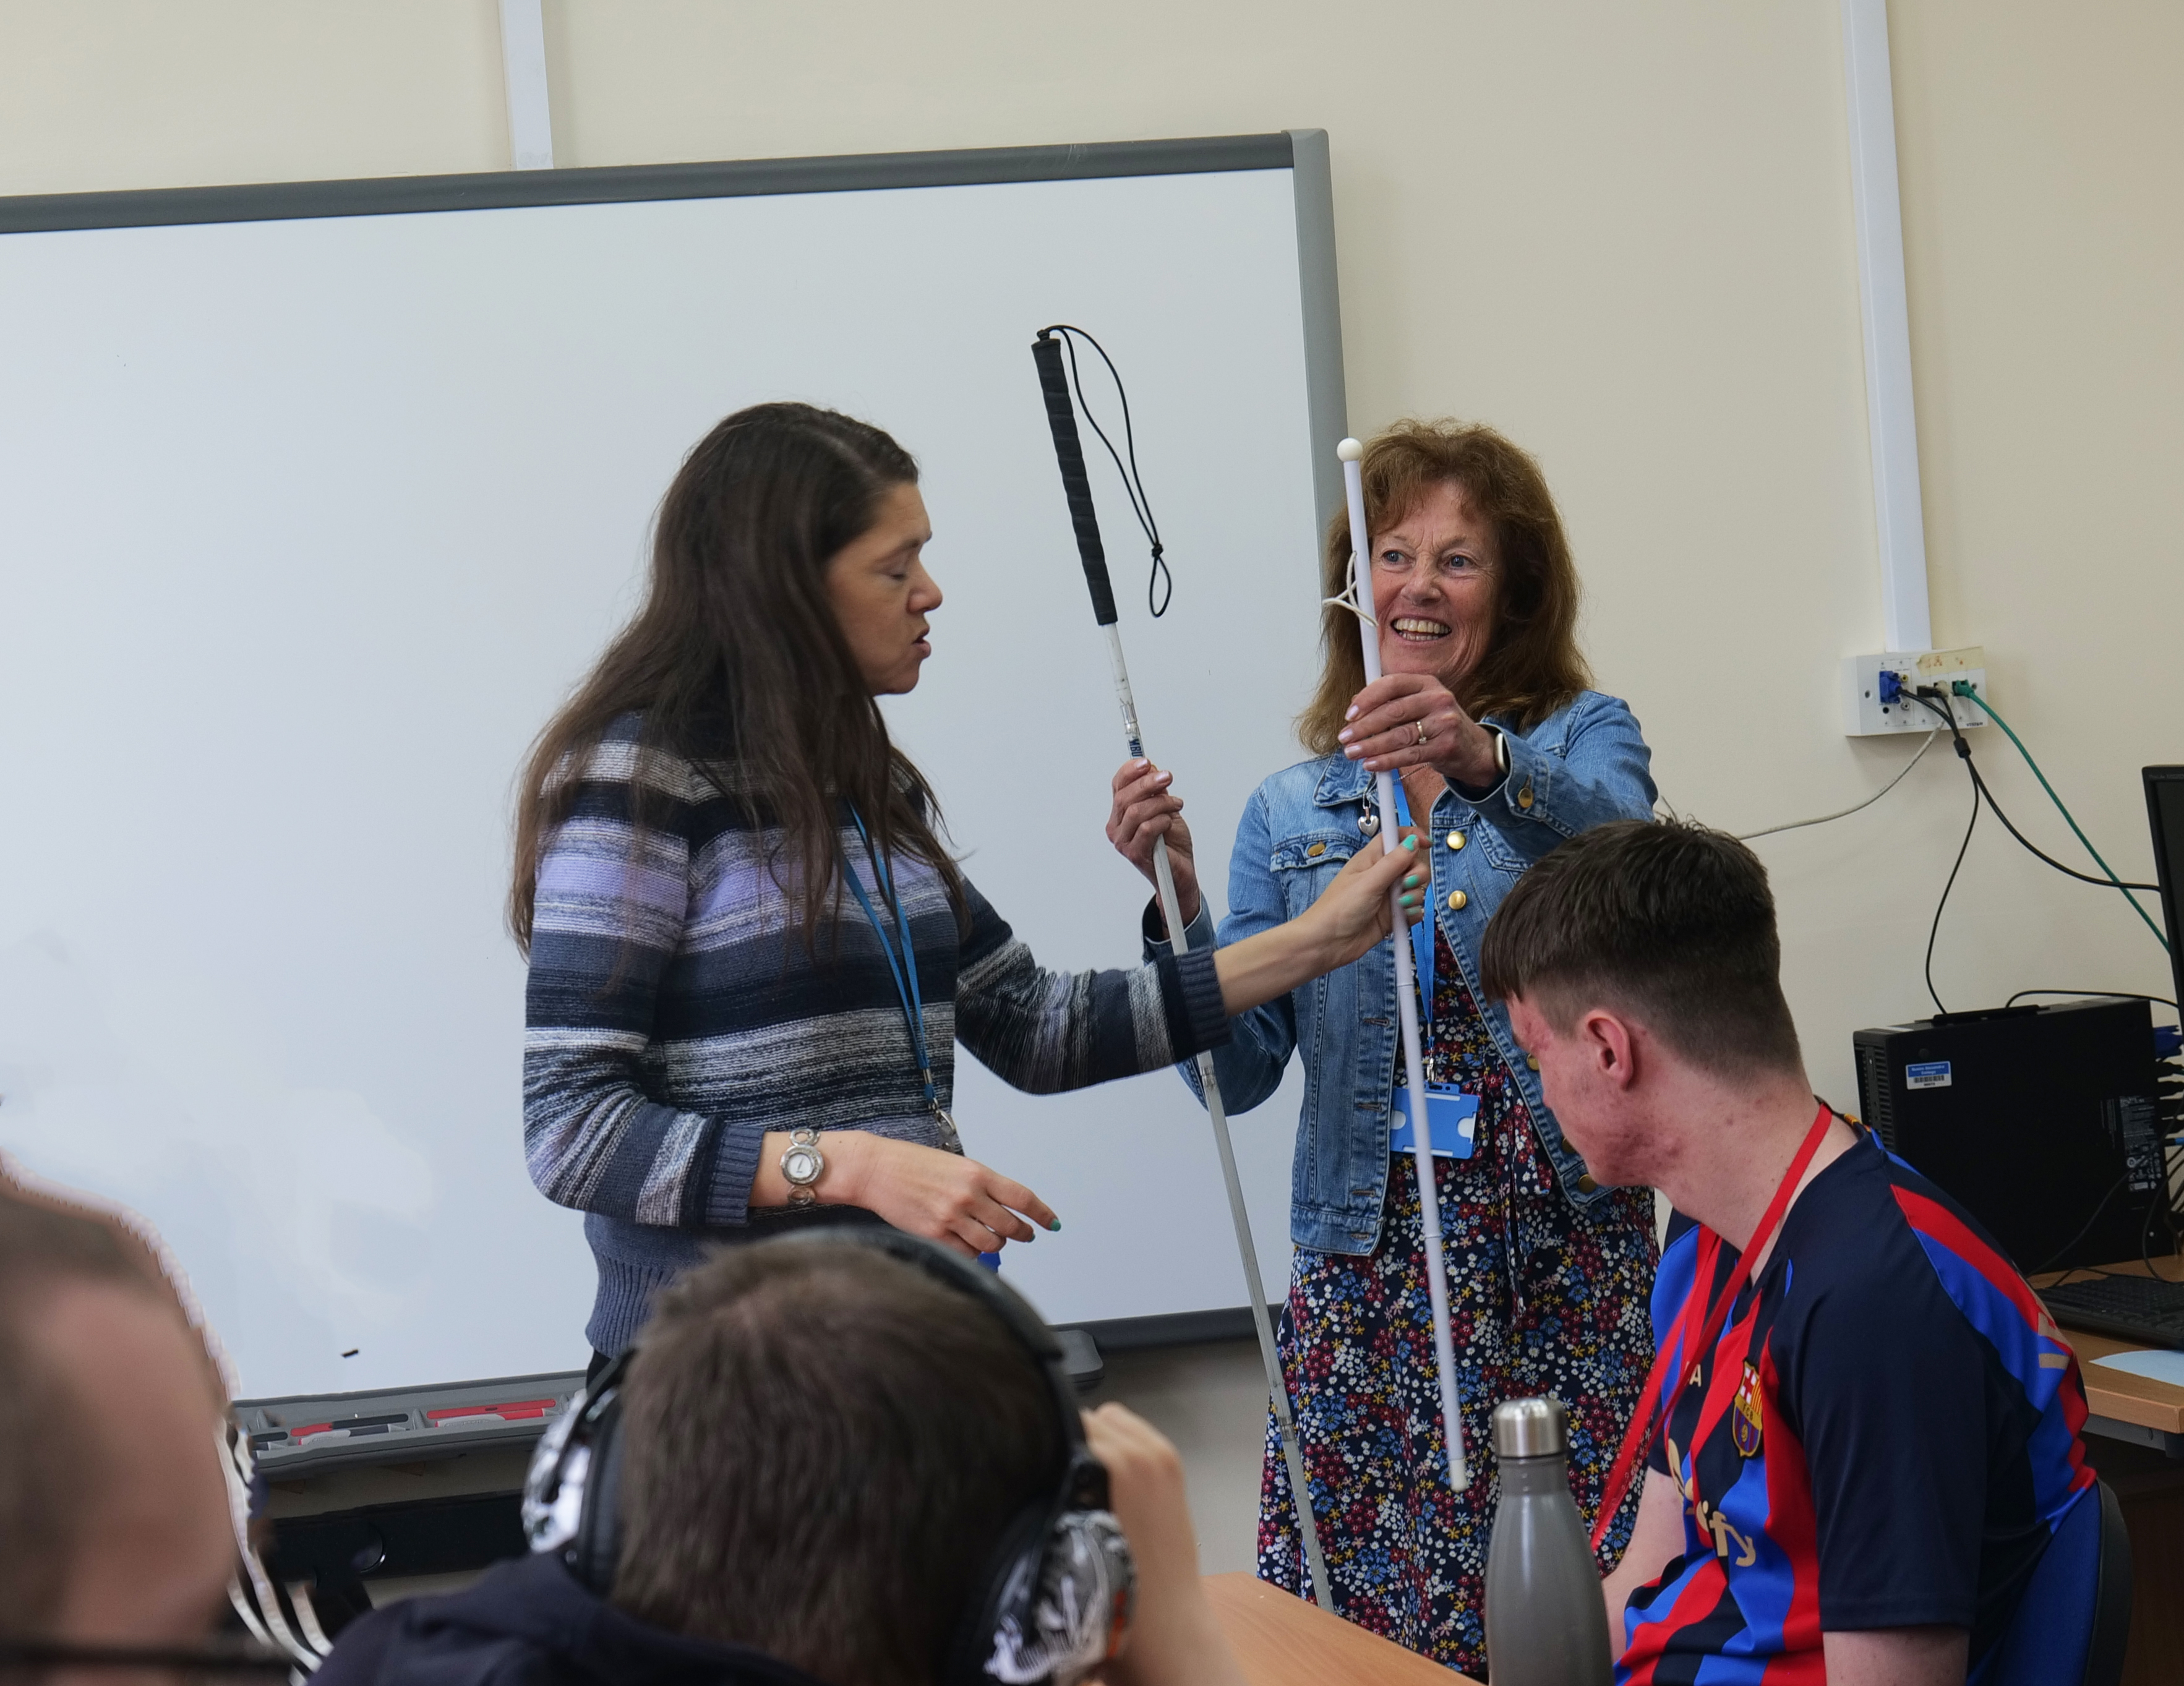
[1979,1478,2132,1686]
[2080,1481,2133,1686]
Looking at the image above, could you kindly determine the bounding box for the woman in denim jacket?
[1109,421,1659,1674]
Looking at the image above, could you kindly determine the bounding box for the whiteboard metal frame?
[0,129,1351,1397]
[0,131,1313,231]
[0,131,1348,542]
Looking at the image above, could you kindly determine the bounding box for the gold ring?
[1413,719,1431,747]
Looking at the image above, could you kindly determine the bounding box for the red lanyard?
[1589,1104,1835,1554]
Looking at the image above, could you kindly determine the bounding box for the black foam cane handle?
[1030,333,1118,627]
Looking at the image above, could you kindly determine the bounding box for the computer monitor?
[2145,765,2184,1009]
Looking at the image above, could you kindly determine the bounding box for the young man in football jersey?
[1480,820,2097,1686]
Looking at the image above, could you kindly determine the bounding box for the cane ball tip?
[1337,438,1364,462]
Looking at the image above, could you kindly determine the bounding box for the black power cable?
[2033,1171,2130,1277]
[1923,729,1981,1016]
[1909,691,2158,892]
[1909,686,2173,1011]
[2139,1150,2181,1283]
[2005,988,2180,1012]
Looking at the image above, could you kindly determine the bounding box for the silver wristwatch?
[780,1127,825,1209]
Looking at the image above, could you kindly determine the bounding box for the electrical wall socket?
[1842,646,1990,737]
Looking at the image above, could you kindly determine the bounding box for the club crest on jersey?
[1731,1361,1764,1458]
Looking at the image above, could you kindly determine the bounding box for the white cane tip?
[1337,438,1364,462]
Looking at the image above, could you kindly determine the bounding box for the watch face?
[782,1146,823,1185]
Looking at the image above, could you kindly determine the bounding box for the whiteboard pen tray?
[236,1370,586,1478]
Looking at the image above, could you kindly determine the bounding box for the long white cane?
[1336,437,1470,1491]
[1030,328,1334,1608]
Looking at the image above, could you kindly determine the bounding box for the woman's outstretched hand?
[1302,826,1428,966]
[1337,672,1501,788]
[1107,759,1200,930]
[1211,828,1424,1016]
[754,1131,1058,1257]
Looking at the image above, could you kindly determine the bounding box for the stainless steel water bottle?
[1484,1397,1614,1686]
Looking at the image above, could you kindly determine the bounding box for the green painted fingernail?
[1048,1218,1061,1231]
[1404,874,1421,888]
[1403,836,1418,850]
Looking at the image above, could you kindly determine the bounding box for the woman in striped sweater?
[512,403,1421,1365]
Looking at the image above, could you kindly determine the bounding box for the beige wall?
[6,0,2178,1100]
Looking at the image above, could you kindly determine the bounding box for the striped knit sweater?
[524,714,1230,1354]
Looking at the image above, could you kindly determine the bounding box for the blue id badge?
[1390,1086,1480,1159]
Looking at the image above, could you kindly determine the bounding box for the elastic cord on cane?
[1036,323,1171,617]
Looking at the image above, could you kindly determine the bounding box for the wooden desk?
[1204,1573,1476,1686]
[2040,1257,2184,1456]
[2041,1257,2184,1686]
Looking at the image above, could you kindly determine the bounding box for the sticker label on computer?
[2104,1094,2162,1192]
[1905,1061,1952,1089]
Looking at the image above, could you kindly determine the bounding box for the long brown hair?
[508,402,964,956]
[1298,419,1590,754]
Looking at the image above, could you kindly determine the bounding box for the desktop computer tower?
[1852,997,2164,1275]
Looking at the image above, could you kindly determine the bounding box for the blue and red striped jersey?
[1616,1131,2096,1684]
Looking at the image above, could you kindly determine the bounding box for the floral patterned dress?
[1256,925,1658,1675]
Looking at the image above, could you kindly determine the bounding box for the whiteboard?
[0,135,1346,1399]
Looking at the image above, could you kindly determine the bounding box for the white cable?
[1321,576,1372,623]
[281,1582,339,1660]
[220,1421,328,1669]
[1737,731,1937,841]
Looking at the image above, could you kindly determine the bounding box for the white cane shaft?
[1148,835,1189,967]
[1106,620,1332,1604]
[1190,1037,1334,1606]
[1153,831,1334,1604]
[1345,458,1384,688]
[1389,890,1470,1492]
[1102,623,1146,758]
[1346,450,1470,1492]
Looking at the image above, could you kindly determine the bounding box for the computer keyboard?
[2039,1275,2184,1350]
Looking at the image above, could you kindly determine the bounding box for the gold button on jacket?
[1516,782,1535,810]
[1445,830,1465,850]
[1447,890,1468,911]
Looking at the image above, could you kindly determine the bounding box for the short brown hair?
[1298,419,1590,753]
[609,1242,1064,1686]
[1479,819,1803,1080]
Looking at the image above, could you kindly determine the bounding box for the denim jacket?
[1147,690,1656,1254]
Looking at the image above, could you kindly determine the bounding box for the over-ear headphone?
[521,1230,1135,1686]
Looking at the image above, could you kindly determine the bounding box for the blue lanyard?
[842,803,951,1134]
[1388,777,1436,1042]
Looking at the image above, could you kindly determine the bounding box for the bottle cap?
[1492,1397,1567,1460]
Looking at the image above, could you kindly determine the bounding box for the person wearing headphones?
[512,402,1423,1374]
[0,1173,296,1681]
[311,1232,1249,1686]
